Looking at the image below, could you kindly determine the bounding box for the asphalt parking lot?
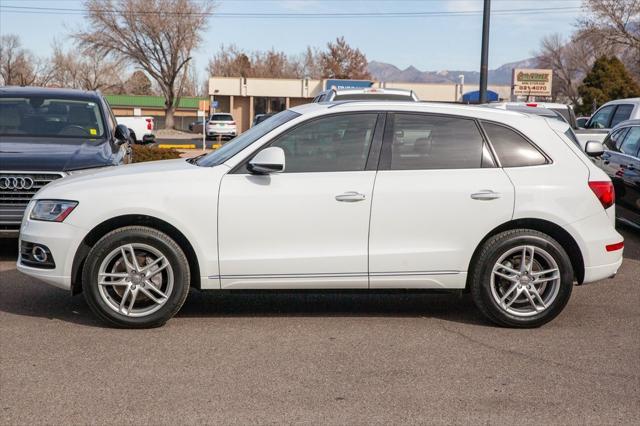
[1,227,639,425]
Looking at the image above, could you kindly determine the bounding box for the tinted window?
[610,105,634,128]
[385,114,484,170]
[550,107,570,124]
[482,122,548,167]
[0,96,105,138]
[588,105,615,129]
[564,128,581,148]
[210,114,233,121]
[605,128,629,151]
[196,110,300,167]
[270,113,377,173]
[620,126,640,157]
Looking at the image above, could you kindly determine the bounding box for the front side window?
[604,128,629,151]
[587,105,615,129]
[269,113,378,173]
[384,114,484,170]
[610,104,634,128]
[0,96,105,139]
[620,126,640,157]
[482,122,548,167]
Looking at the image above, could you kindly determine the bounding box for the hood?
[0,136,115,172]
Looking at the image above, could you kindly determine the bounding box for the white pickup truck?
[116,116,155,144]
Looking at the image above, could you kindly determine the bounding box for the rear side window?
[383,114,484,170]
[482,122,548,167]
[610,104,634,128]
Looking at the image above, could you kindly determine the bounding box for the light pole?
[479,0,491,104]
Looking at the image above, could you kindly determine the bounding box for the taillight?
[588,181,614,209]
[526,103,537,107]
[146,118,153,130]
[605,242,624,252]
[230,121,235,125]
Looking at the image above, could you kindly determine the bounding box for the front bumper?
[16,217,86,291]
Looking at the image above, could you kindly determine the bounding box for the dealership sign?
[325,79,373,90]
[512,69,553,97]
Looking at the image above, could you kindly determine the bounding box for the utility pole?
[479,0,491,104]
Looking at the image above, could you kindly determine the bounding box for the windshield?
[0,96,105,138]
[196,110,301,167]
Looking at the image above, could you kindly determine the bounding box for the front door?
[217,113,383,289]
[368,113,515,289]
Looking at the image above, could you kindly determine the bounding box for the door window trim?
[231,111,386,174]
[378,111,500,171]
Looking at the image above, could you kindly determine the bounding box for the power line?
[0,4,583,18]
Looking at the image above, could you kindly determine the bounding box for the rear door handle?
[335,191,366,202]
[471,190,501,201]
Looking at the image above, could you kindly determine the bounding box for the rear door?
[368,113,515,289]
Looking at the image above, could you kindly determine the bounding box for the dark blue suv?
[0,87,131,237]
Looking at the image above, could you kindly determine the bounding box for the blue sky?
[0,0,584,74]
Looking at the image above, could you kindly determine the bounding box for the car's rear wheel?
[82,226,190,328]
[470,229,574,328]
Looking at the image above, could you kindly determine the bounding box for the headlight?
[30,200,78,222]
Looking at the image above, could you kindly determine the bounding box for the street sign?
[212,100,219,109]
[512,69,553,97]
[198,100,209,111]
[197,110,205,117]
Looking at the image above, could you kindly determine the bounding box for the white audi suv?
[17,102,624,328]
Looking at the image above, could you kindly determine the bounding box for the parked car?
[115,116,155,144]
[312,87,419,102]
[0,86,131,238]
[575,98,640,146]
[205,113,236,140]
[252,113,276,127]
[485,102,577,128]
[591,119,640,229]
[18,101,623,328]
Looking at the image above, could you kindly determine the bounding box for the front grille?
[0,172,65,231]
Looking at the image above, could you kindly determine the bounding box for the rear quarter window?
[482,122,548,167]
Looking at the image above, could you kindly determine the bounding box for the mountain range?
[367,57,539,85]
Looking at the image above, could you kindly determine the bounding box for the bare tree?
[0,35,51,86]
[320,37,370,80]
[50,42,124,92]
[576,0,640,79]
[75,0,214,129]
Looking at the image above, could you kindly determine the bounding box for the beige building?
[208,76,511,133]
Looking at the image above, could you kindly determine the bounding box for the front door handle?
[335,191,366,202]
[471,190,501,201]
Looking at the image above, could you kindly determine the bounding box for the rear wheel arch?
[466,218,585,289]
[71,215,201,294]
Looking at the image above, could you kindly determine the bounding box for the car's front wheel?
[470,229,574,328]
[82,226,190,328]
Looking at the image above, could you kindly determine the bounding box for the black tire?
[82,226,190,328]
[469,229,574,328]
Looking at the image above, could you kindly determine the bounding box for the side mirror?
[114,124,131,145]
[248,147,285,174]
[585,140,605,157]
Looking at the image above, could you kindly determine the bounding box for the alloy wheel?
[97,243,174,317]
[490,245,561,317]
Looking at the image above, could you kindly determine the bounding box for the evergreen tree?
[577,56,640,115]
